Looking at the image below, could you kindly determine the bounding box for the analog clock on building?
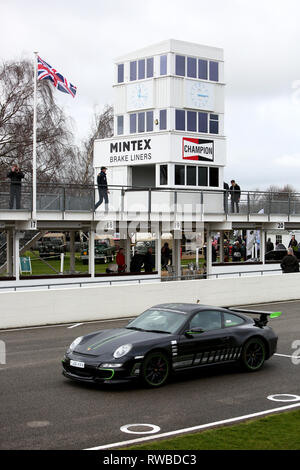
[127,81,153,111]
[185,80,214,111]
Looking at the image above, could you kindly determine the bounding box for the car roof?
[152,303,228,314]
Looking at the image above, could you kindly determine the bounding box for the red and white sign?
[182,137,214,162]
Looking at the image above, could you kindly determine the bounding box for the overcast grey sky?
[1,0,300,190]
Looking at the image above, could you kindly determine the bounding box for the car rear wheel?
[241,337,266,371]
[141,352,169,387]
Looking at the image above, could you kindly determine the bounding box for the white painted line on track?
[275,353,300,359]
[67,323,83,329]
[84,402,300,450]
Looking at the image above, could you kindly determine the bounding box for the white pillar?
[206,228,212,278]
[69,231,76,273]
[260,229,266,265]
[13,230,20,281]
[88,229,95,277]
[219,231,224,263]
[6,230,13,276]
[173,236,181,280]
[155,227,161,277]
[124,237,131,272]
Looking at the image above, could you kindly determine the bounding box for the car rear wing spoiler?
[228,308,282,327]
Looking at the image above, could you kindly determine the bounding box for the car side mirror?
[185,327,205,337]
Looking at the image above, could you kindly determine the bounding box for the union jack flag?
[37,56,77,98]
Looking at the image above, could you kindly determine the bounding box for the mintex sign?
[182,137,214,162]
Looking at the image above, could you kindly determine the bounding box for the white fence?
[0,272,298,329]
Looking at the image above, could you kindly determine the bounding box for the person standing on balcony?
[95,166,109,212]
[7,164,24,209]
[230,180,241,213]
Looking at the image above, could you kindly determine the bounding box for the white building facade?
[94,39,226,194]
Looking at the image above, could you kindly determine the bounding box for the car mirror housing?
[185,327,205,337]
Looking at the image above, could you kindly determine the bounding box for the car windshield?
[126,309,186,334]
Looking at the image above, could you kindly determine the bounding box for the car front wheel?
[241,337,266,372]
[141,351,170,387]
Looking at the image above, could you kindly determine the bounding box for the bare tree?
[0,58,77,183]
[70,105,113,184]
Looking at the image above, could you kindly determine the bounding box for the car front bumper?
[62,354,142,384]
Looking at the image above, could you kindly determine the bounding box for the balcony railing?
[1,180,300,217]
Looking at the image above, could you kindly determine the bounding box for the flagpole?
[32,51,38,220]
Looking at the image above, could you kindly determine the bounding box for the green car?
[80,240,115,265]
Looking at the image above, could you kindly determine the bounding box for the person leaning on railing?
[7,164,24,209]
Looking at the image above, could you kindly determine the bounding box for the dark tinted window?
[146,111,153,132]
[223,312,245,328]
[209,114,219,134]
[187,57,197,78]
[209,61,219,81]
[117,115,123,135]
[138,112,145,133]
[147,57,154,78]
[160,55,167,75]
[160,109,167,130]
[198,167,208,186]
[198,59,208,80]
[138,59,145,80]
[209,167,219,187]
[187,111,197,132]
[130,113,136,133]
[198,112,208,133]
[190,310,222,331]
[117,64,124,83]
[160,165,168,185]
[175,55,185,76]
[175,109,185,130]
[187,166,196,185]
[130,61,137,81]
[175,165,185,185]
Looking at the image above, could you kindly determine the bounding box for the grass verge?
[125,409,300,450]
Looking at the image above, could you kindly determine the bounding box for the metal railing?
[1,180,300,217]
[0,267,284,291]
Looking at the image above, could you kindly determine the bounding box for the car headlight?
[113,344,132,359]
[69,336,83,351]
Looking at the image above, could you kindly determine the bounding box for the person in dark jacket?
[230,180,241,213]
[130,253,144,273]
[266,238,274,252]
[144,247,155,272]
[95,166,109,212]
[161,242,171,270]
[7,164,24,209]
[232,241,243,262]
[288,235,298,251]
[281,248,299,273]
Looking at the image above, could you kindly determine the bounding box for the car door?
[174,310,231,370]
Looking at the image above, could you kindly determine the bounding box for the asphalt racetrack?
[0,300,300,450]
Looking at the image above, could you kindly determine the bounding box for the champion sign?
[182,137,214,162]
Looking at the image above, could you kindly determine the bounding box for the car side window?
[190,310,222,331]
[223,312,245,328]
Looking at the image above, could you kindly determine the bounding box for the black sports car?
[62,303,281,387]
